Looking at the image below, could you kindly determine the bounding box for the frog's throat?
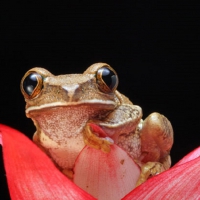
[25,100,116,114]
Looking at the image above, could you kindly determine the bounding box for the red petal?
[0,124,95,200]
[74,145,140,200]
[89,123,107,137]
[174,146,200,166]
[123,152,200,199]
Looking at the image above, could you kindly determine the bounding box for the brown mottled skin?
[21,63,173,184]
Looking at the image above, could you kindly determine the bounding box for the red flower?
[0,124,200,200]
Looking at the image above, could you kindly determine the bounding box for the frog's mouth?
[25,100,116,114]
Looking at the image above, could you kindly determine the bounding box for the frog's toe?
[83,122,114,153]
[136,161,164,186]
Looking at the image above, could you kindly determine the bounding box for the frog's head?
[20,63,120,114]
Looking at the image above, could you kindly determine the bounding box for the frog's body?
[21,63,173,185]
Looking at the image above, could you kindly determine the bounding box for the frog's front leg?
[83,104,142,152]
[137,112,173,185]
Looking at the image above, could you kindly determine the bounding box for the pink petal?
[123,154,200,199]
[174,146,200,166]
[73,144,140,200]
[0,124,95,200]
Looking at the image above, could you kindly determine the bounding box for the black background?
[1,1,200,199]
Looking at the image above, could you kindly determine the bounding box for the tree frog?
[20,63,173,184]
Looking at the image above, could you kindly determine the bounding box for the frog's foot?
[83,122,114,153]
[140,112,173,164]
[136,162,164,186]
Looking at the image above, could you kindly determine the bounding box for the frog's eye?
[96,66,119,93]
[21,71,43,99]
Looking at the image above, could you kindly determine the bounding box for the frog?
[20,62,173,185]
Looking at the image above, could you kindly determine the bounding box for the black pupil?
[23,73,39,95]
[102,67,117,90]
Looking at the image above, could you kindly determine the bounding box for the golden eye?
[21,71,43,99]
[96,66,119,93]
